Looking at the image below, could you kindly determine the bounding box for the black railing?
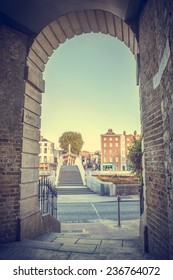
[38,178,58,219]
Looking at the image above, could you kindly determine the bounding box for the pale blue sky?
[41,33,141,152]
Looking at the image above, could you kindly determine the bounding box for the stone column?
[20,39,46,240]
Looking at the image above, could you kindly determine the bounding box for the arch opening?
[28,18,141,234]
[21,8,141,240]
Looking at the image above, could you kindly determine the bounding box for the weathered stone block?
[23,108,41,128]
[25,66,45,93]
[22,138,40,154]
[20,195,39,217]
[21,168,39,183]
[23,123,40,141]
[20,182,38,199]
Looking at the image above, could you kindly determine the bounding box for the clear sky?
[41,33,141,152]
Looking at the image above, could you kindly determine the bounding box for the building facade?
[39,136,58,176]
[80,150,101,169]
[100,129,140,171]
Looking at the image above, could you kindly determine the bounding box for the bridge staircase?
[57,165,94,195]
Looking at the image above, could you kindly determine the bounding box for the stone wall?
[139,0,173,259]
[86,174,139,196]
[115,184,139,196]
[0,24,48,242]
[0,24,27,242]
[86,175,111,195]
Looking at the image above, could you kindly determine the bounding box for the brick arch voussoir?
[27,9,138,79]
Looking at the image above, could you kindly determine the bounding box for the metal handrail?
[38,178,58,219]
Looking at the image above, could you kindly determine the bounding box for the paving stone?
[0,247,21,260]
[60,244,97,254]
[62,233,89,238]
[122,239,140,248]
[20,240,62,251]
[53,237,79,244]
[4,247,69,260]
[95,245,140,255]
[106,252,143,260]
[37,232,63,242]
[76,238,101,245]
[100,239,123,247]
[0,240,62,251]
[68,253,105,260]
[0,241,24,248]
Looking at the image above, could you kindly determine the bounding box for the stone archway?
[20,9,139,240]
[1,0,173,259]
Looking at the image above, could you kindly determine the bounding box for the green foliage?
[59,131,84,155]
[127,137,142,182]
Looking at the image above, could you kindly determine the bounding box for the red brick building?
[100,129,140,171]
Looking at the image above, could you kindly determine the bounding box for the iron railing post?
[38,177,58,219]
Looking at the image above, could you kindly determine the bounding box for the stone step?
[58,165,84,187]
[58,178,83,181]
[57,183,84,187]
[57,188,94,195]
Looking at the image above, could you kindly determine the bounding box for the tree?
[127,137,142,182]
[59,131,84,155]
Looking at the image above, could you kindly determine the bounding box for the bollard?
[117,195,121,227]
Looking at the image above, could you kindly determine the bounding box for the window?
[104,157,106,162]
[109,137,112,141]
[104,137,107,141]
[110,143,112,147]
[110,150,112,154]
[104,150,106,154]
[116,157,119,162]
[104,143,107,147]
[115,143,118,147]
[44,156,47,163]
[44,148,47,153]
[110,157,113,162]
[115,138,118,141]
[44,143,47,146]
[54,157,57,163]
